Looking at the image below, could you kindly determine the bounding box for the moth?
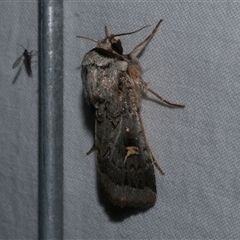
[78,20,184,208]
[12,47,33,84]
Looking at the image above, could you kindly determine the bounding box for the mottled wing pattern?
[82,51,156,208]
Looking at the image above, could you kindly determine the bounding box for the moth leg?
[86,143,96,155]
[140,78,185,108]
[146,85,185,108]
[138,111,165,175]
[150,152,165,175]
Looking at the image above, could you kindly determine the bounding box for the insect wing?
[96,78,157,208]
[82,53,156,208]
[12,55,23,69]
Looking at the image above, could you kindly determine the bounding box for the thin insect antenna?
[19,44,25,51]
[105,26,109,37]
[109,25,150,42]
[76,35,99,43]
[128,19,163,58]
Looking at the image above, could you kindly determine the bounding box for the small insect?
[77,20,184,208]
[12,47,33,83]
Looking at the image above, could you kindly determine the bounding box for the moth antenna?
[76,35,98,43]
[105,26,109,37]
[109,25,150,42]
[128,19,163,58]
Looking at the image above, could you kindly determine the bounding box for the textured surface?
[1,1,240,239]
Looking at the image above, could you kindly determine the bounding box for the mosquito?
[12,46,34,84]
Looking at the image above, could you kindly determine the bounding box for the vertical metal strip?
[39,0,63,239]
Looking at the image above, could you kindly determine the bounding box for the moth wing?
[82,51,156,208]
[94,72,156,208]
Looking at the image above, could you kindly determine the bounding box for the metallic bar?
[39,0,63,239]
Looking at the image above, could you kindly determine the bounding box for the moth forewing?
[79,19,184,208]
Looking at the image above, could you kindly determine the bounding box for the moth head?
[108,35,123,55]
[106,25,151,55]
[77,24,150,56]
